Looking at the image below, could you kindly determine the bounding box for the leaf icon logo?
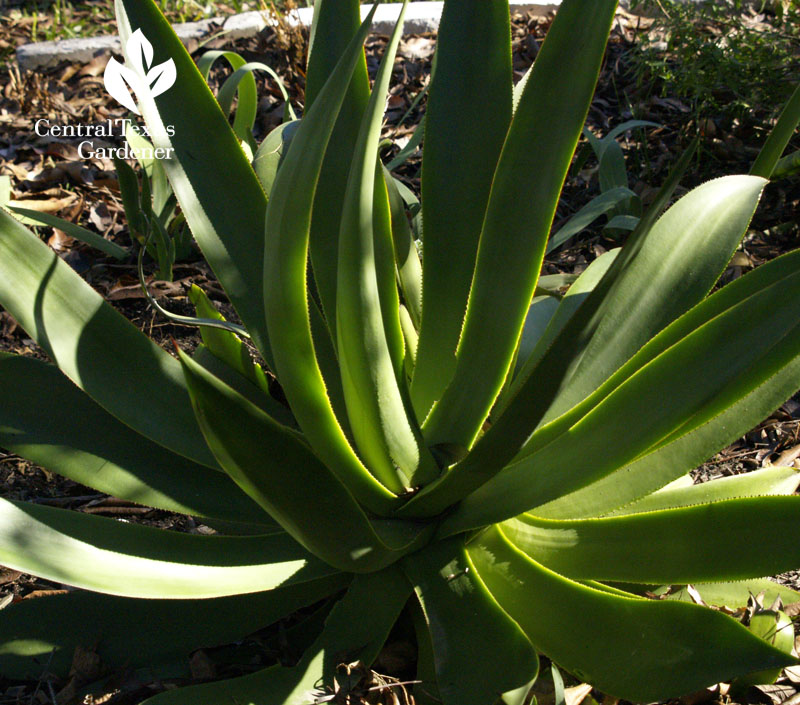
[104,29,177,115]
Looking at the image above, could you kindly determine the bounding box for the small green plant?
[8,46,294,280]
[629,0,800,133]
[1,1,800,704]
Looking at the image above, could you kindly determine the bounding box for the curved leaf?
[470,527,795,702]
[0,575,347,679]
[178,349,432,572]
[0,498,336,598]
[115,0,273,364]
[336,0,437,492]
[603,466,800,516]
[0,353,272,525]
[304,0,370,334]
[0,208,215,468]
[263,5,400,516]
[420,0,617,450]
[444,247,800,532]
[410,0,514,419]
[503,496,800,583]
[402,537,539,705]
[140,567,411,705]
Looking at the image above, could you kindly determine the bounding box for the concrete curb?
[16,0,562,70]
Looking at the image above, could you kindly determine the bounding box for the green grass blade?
[751,82,800,178]
[0,575,347,679]
[546,188,635,254]
[0,208,216,468]
[420,0,618,449]
[178,348,430,572]
[336,0,438,491]
[470,527,796,702]
[773,148,800,180]
[0,498,337,598]
[0,353,272,525]
[263,5,402,516]
[410,0,514,420]
[8,207,127,260]
[402,537,539,705]
[139,568,410,705]
[115,0,273,365]
[217,62,296,146]
[505,496,800,583]
[304,0,371,333]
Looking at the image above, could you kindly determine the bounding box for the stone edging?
[16,1,562,70]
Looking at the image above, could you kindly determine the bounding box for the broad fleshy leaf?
[115,0,273,364]
[0,498,337,598]
[444,246,800,532]
[410,0,514,420]
[263,5,401,516]
[503,496,800,583]
[0,353,272,525]
[178,348,432,572]
[0,575,347,679]
[403,537,539,705]
[420,0,617,449]
[470,527,796,702]
[0,208,216,468]
[336,0,437,491]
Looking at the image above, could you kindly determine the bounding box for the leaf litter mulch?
[1,4,800,705]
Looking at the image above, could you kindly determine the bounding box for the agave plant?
[1,0,800,703]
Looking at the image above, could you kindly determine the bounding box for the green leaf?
[304,0,370,334]
[751,82,800,179]
[0,498,337,598]
[115,0,273,365]
[773,148,800,180]
[178,348,431,572]
[503,496,800,583]
[528,175,767,437]
[384,166,422,328]
[336,0,437,492]
[433,141,696,497]
[125,122,172,218]
[470,527,796,702]
[444,245,800,532]
[0,575,347,679]
[665,580,800,608]
[421,0,618,451]
[0,353,272,525]
[187,284,274,401]
[497,250,619,419]
[410,0,514,420]
[0,208,216,468]
[409,172,765,520]
[263,4,401,516]
[8,207,128,260]
[402,537,539,705]
[196,49,258,148]
[140,567,411,705]
[602,466,800,516]
[252,119,300,196]
[546,188,636,254]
